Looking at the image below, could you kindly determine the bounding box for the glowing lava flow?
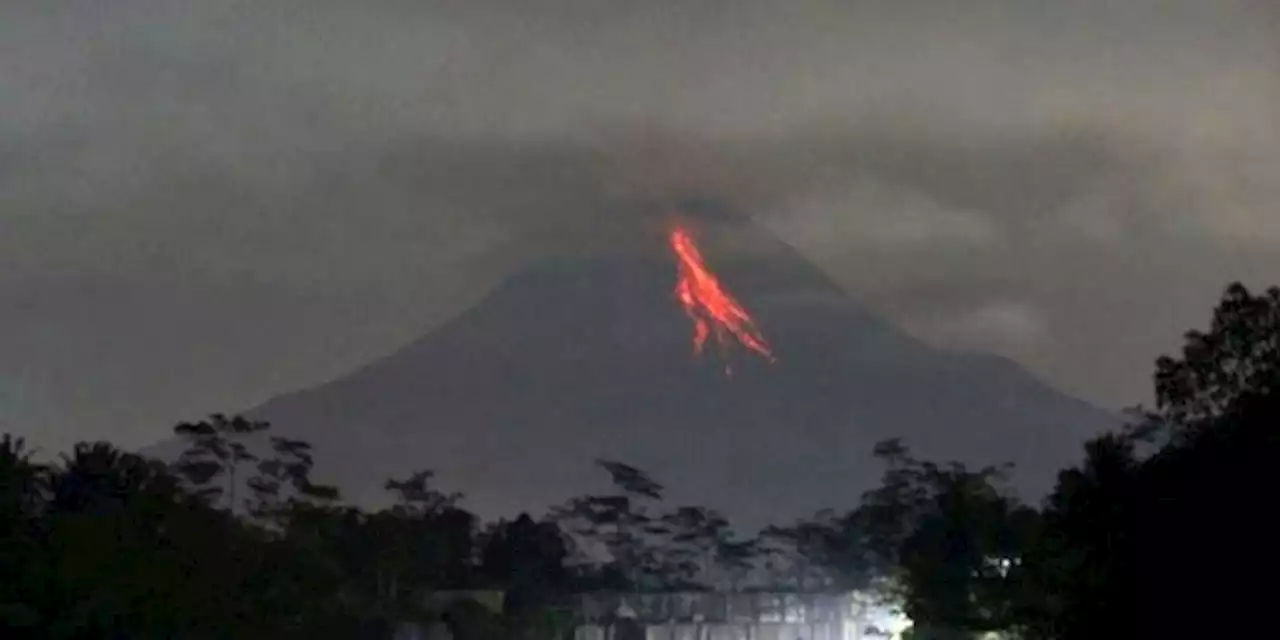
[669,225,775,366]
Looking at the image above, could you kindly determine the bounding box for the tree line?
[2,282,1278,639]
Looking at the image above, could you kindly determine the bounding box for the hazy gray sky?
[3,0,1278,452]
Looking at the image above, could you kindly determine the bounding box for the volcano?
[231,209,1113,526]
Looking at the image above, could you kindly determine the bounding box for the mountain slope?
[239,220,1114,526]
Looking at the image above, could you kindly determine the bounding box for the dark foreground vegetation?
[2,282,1279,639]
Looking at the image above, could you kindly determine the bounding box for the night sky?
[3,1,1278,452]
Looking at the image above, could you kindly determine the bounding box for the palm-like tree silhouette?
[0,434,46,518]
[49,441,181,514]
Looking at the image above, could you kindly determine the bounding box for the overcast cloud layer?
[2,0,1279,451]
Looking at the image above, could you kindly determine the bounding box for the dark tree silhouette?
[172,413,269,510]
[0,435,46,628]
[759,510,845,591]
[1018,282,1280,639]
[1018,434,1141,640]
[661,505,734,589]
[595,459,664,500]
[1150,282,1280,428]
[1132,392,1280,638]
[249,435,340,519]
[848,439,1029,639]
[384,468,462,515]
[479,513,570,616]
[554,460,670,592]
